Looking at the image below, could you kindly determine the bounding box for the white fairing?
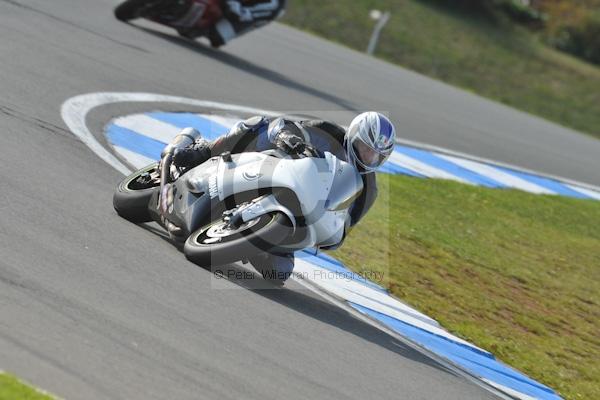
[187,151,363,249]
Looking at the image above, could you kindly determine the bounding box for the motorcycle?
[112,128,364,270]
[114,0,224,43]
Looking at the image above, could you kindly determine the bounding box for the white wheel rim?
[201,217,261,243]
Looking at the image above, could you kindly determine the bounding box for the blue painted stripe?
[147,112,230,141]
[349,302,561,400]
[351,302,495,359]
[106,124,164,161]
[394,145,507,188]
[495,166,591,199]
[298,250,388,293]
[380,160,426,177]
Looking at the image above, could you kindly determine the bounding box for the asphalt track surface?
[1,1,597,399]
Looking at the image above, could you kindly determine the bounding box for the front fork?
[158,153,173,214]
[226,195,297,232]
[157,128,203,235]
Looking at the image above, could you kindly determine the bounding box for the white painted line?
[346,283,440,327]
[565,184,600,201]
[113,114,181,144]
[482,379,538,400]
[113,145,157,169]
[438,154,555,195]
[388,152,471,184]
[294,260,439,327]
[61,96,131,175]
[61,92,282,175]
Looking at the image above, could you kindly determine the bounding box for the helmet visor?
[351,136,389,170]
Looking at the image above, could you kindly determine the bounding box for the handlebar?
[302,143,321,158]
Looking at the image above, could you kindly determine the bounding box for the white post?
[367,10,391,56]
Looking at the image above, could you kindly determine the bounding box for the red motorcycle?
[114,0,224,43]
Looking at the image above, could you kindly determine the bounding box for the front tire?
[113,163,159,223]
[184,212,292,266]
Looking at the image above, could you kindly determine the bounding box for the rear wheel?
[113,163,160,223]
[114,0,151,21]
[184,212,292,266]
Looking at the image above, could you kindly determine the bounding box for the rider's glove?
[172,139,212,168]
[275,131,306,155]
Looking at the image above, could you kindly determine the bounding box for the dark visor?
[352,137,388,169]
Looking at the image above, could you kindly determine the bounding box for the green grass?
[0,373,55,400]
[282,0,600,139]
[330,174,600,400]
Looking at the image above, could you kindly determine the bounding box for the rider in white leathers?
[162,113,396,284]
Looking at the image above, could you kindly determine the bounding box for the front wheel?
[113,163,160,223]
[184,212,292,266]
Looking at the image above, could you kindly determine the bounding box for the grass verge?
[330,174,600,400]
[282,0,600,139]
[0,373,55,400]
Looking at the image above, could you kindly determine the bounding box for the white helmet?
[345,112,396,173]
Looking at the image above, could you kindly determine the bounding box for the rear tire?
[184,212,292,266]
[114,0,149,21]
[113,163,159,223]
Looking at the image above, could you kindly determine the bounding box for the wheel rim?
[197,217,264,245]
[124,164,160,191]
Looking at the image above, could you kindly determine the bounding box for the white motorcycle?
[113,130,363,267]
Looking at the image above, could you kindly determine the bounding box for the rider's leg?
[207,18,241,48]
[207,15,271,48]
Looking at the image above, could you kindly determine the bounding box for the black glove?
[275,131,306,155]
[172,140,212,168]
